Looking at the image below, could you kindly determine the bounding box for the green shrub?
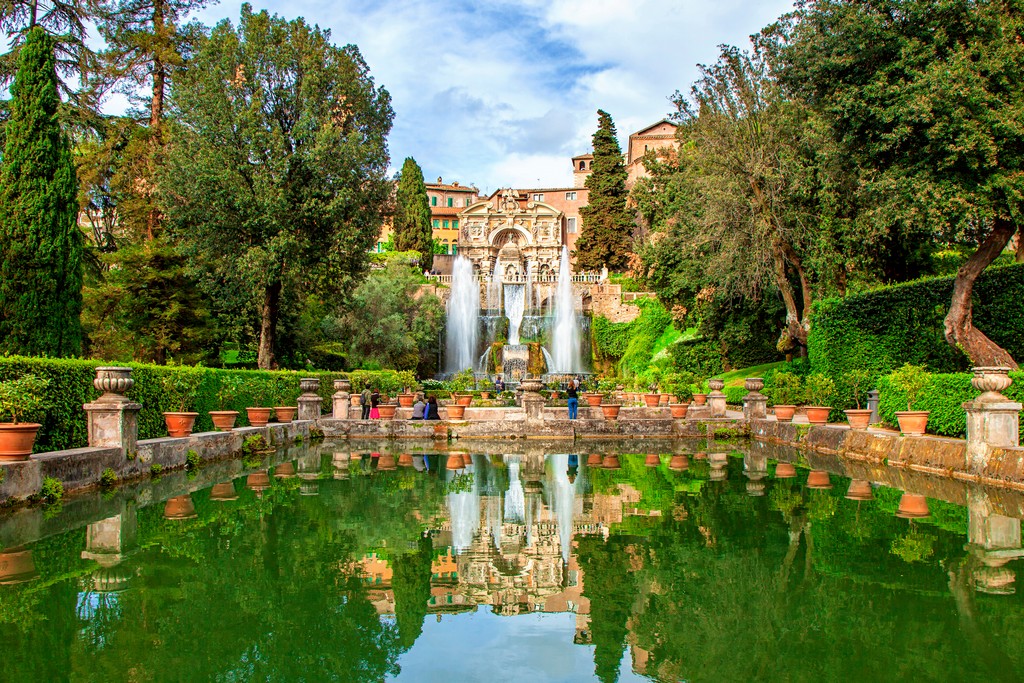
[669,339,723,378]
[100,467,117,487]
[805,374,837,407]
[150,463,163,476]
[0,374,49,423]
[808,263,1024,383]
[842,369,873,409]
[592,298,673,376]
[40,477,63,502]
[724,386,746,404]
[185,450,201,470]
[767,372,804,406]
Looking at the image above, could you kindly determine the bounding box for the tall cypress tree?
[0,26,83,356]
[393,157,433,270]
[576,110,633,271]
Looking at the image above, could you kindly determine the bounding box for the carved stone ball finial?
[972,367,1014,402]
[93,367,134,402]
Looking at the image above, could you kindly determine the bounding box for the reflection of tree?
[578,535,640,683]
[392,534,433,648]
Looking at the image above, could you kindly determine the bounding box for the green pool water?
[1,439,1023,682]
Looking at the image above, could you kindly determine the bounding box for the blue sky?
[181,0,796,191]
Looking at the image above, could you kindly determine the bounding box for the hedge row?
[669,339,724,378]
[876,371,1024,440]
[591,298,672,377]
[808,263,1024,383]
[0,357,414,453]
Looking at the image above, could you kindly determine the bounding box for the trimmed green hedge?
[809,263,1024,383]
[669,339,724,377]
[877,370,1024,439]
[591,298,672,376]
[0,357,414,453]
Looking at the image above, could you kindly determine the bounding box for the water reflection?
[2,441,1024,682]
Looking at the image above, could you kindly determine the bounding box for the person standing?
[566,379,579,420]
[370,388,381,419]
[360,386,371,420]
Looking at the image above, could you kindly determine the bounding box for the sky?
[179,0,795,193]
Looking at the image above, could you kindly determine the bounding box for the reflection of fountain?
[504,457,526,523]
[548,246,582,373]
[446,255,480,373]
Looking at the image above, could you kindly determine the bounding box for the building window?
[452,244,458,254]
[532,193,544,201]
[442,220,449,228]
[567,217,577,234]
[466,198,473,207]
[579,161,586,170]
[431,196,437,206]
[433,219,440,228]
[447,197,453,207]
[452,220,459,229]
[565,191,576,201]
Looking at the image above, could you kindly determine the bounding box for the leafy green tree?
[771,0,1024,368]
[576,109,632,271]
[162,4,394,369]
[0,26,82,357]
[393,157,433,270]
[340,258,444,375]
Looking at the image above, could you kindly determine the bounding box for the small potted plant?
[162,373,200,437]
[583,377,604,407]
[804,374,835,425]
[0,374,49,461]
[398,385,416,408]
[843,369,873,430]
[668,371,695,419]
[768,372,802,422]
[691,374,709,406]
[246,384,273,427]
[210,375,243,431]
[478,377,494,400]
[890,364,931,436]
[450,369,475,406]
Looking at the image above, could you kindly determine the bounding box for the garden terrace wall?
[808,263,1024,383]
[0,356,412,453]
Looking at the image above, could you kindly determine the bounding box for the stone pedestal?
[743,378,767,420]
[82,507,138,567]
[332,379,351,420]
[83,367,141,455]
[297,377,321,421]
[963,367,1021,473]
[708,378,727,418]
[520,378,546,422]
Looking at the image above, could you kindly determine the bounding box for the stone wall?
[589,284,653,323]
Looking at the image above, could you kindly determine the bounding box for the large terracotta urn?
[377,454,397,470]
[584,393,604,407]
[775,462,797,479]
[446,404,466,420]
[895,411,929,436]
[845,409,872,430]
[643,393,661,408]
[896,493,929,518]
[587,454,603,467]
[164,495,197,520]
[0,423,41,461]
[398,393,415,408]
[163,412,199,438]
[210,482,238,501]
[274,406,297,423]
[274,462,297,478]
[806,469,833,489]
[805,407,831,425]
[669,455,690,471]
[670,403,689,419]
[377,404,397,420]
[773,405,797,422]
[209,410,239,431]
[645,454,661,467]
[601,404,621,420]
[602,455,621,470]
[692,394,708,406]
[845,479,873,501]
[246,407,272,427]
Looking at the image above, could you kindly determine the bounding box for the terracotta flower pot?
[456,394,473,407]
[398,453,413,467]
[398,393,415,408]
[602,455,621,470]
[896,492,929,518]
[587,454,602,466]
[692,394,708,406]
[645,454,661,467]
[164,495,197,520]
[446,404,466,420]
[773,405,797,422]
[481,392,491,400]
[584,393,603,407]
[844,409,872,430]
[377,404,397,419]
[209,410,239,431]
[0,423,41,461]
[643,393,661,407]
[806,469,833,489]
[433,423,448,438]
[659,393,670,406]
[163,412,199,438]
[601,404,621,420]
[274,406,297,423]
[210,482,238,501]
[447,453,465,470]
[378,454,397,470]
[670,403,689,419]
[274,462,296,478]
[775,462,797,478]
[462,453,473,467]
[805,406,831,425]
[845,479,873,501]
[246,470,271,492]
[895,411,930,436]
[669,455,690,471]
[246,407,272,427]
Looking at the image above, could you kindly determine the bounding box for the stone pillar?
[297,377,322,421]
[332,379,352,420]
[83,367,142,456]
[520,378,546,422]
[742,377,767,420]
[866,390,880,424]
[708,378,727,418]
[963,367,1022,473]
[82,506,138,567]
[966,487,1024,594]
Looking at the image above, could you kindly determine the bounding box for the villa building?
[427,178,479,255]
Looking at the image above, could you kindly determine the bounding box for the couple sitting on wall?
[412,394,440,420]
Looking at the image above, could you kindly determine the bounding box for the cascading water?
[525,261,534,313]
[504,456,525,523]
[548,246,582,373]
[504,284,525,345]
[446,463,480,554]
[486,260,503,312]
[547,454,577,563]
[445,256,480,373]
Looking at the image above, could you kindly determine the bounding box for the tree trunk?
[944,219,1018,368]
[258,280,281,370]
[146,0,166,241]
[1015,229,1023,263]
[772,240,809,352]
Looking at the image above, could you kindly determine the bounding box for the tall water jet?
[504,284,525,345]
[548,246,582,372]
[445,255,480,373]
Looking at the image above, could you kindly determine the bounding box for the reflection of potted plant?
[210,375,242,431]
[843,369,873,429]
[804,374,835,425]
[0,374,48,461]
[891,364,930,435]
[768,372,802,422]
[162,373,200,437]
